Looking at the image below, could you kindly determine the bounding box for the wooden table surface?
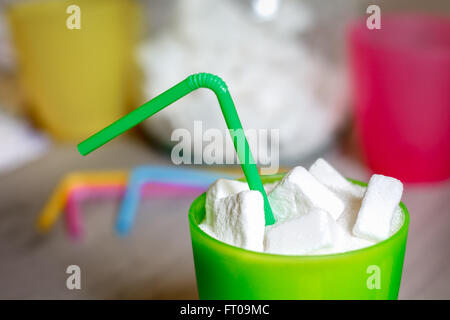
[0,135,449,299]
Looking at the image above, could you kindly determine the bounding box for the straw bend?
[187,73,228,94]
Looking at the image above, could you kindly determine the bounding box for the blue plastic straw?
[116,166,233,235]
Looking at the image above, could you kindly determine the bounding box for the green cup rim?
[188,173,410,260]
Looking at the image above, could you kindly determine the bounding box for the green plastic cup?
[188,174,409,300]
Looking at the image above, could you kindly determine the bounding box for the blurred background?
[0,0,449,299]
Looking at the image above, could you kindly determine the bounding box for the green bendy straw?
[78,73,275,226]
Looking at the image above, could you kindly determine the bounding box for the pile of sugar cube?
[199,158,404,255]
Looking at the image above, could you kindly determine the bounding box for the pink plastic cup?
[348,14,450,183]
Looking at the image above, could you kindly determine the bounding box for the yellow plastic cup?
[7,0,139,141]
[188,174,410,299]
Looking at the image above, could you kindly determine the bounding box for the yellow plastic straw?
[36,171,128,232]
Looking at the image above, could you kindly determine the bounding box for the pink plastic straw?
[64,183,206,240]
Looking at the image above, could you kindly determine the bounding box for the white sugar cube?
[198,222,216,238]
[311,224,374,255]
[336,192,364,233]
[268,166,345,221]
[353,174,403,242]
[264,182,279,194]
[264,208,336,255]
[212,190,265,252]
[309,158,364,197]
[390,206,405,235]
[345,235,376,252]
[320,224,375,254]
[205,179,249,225]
